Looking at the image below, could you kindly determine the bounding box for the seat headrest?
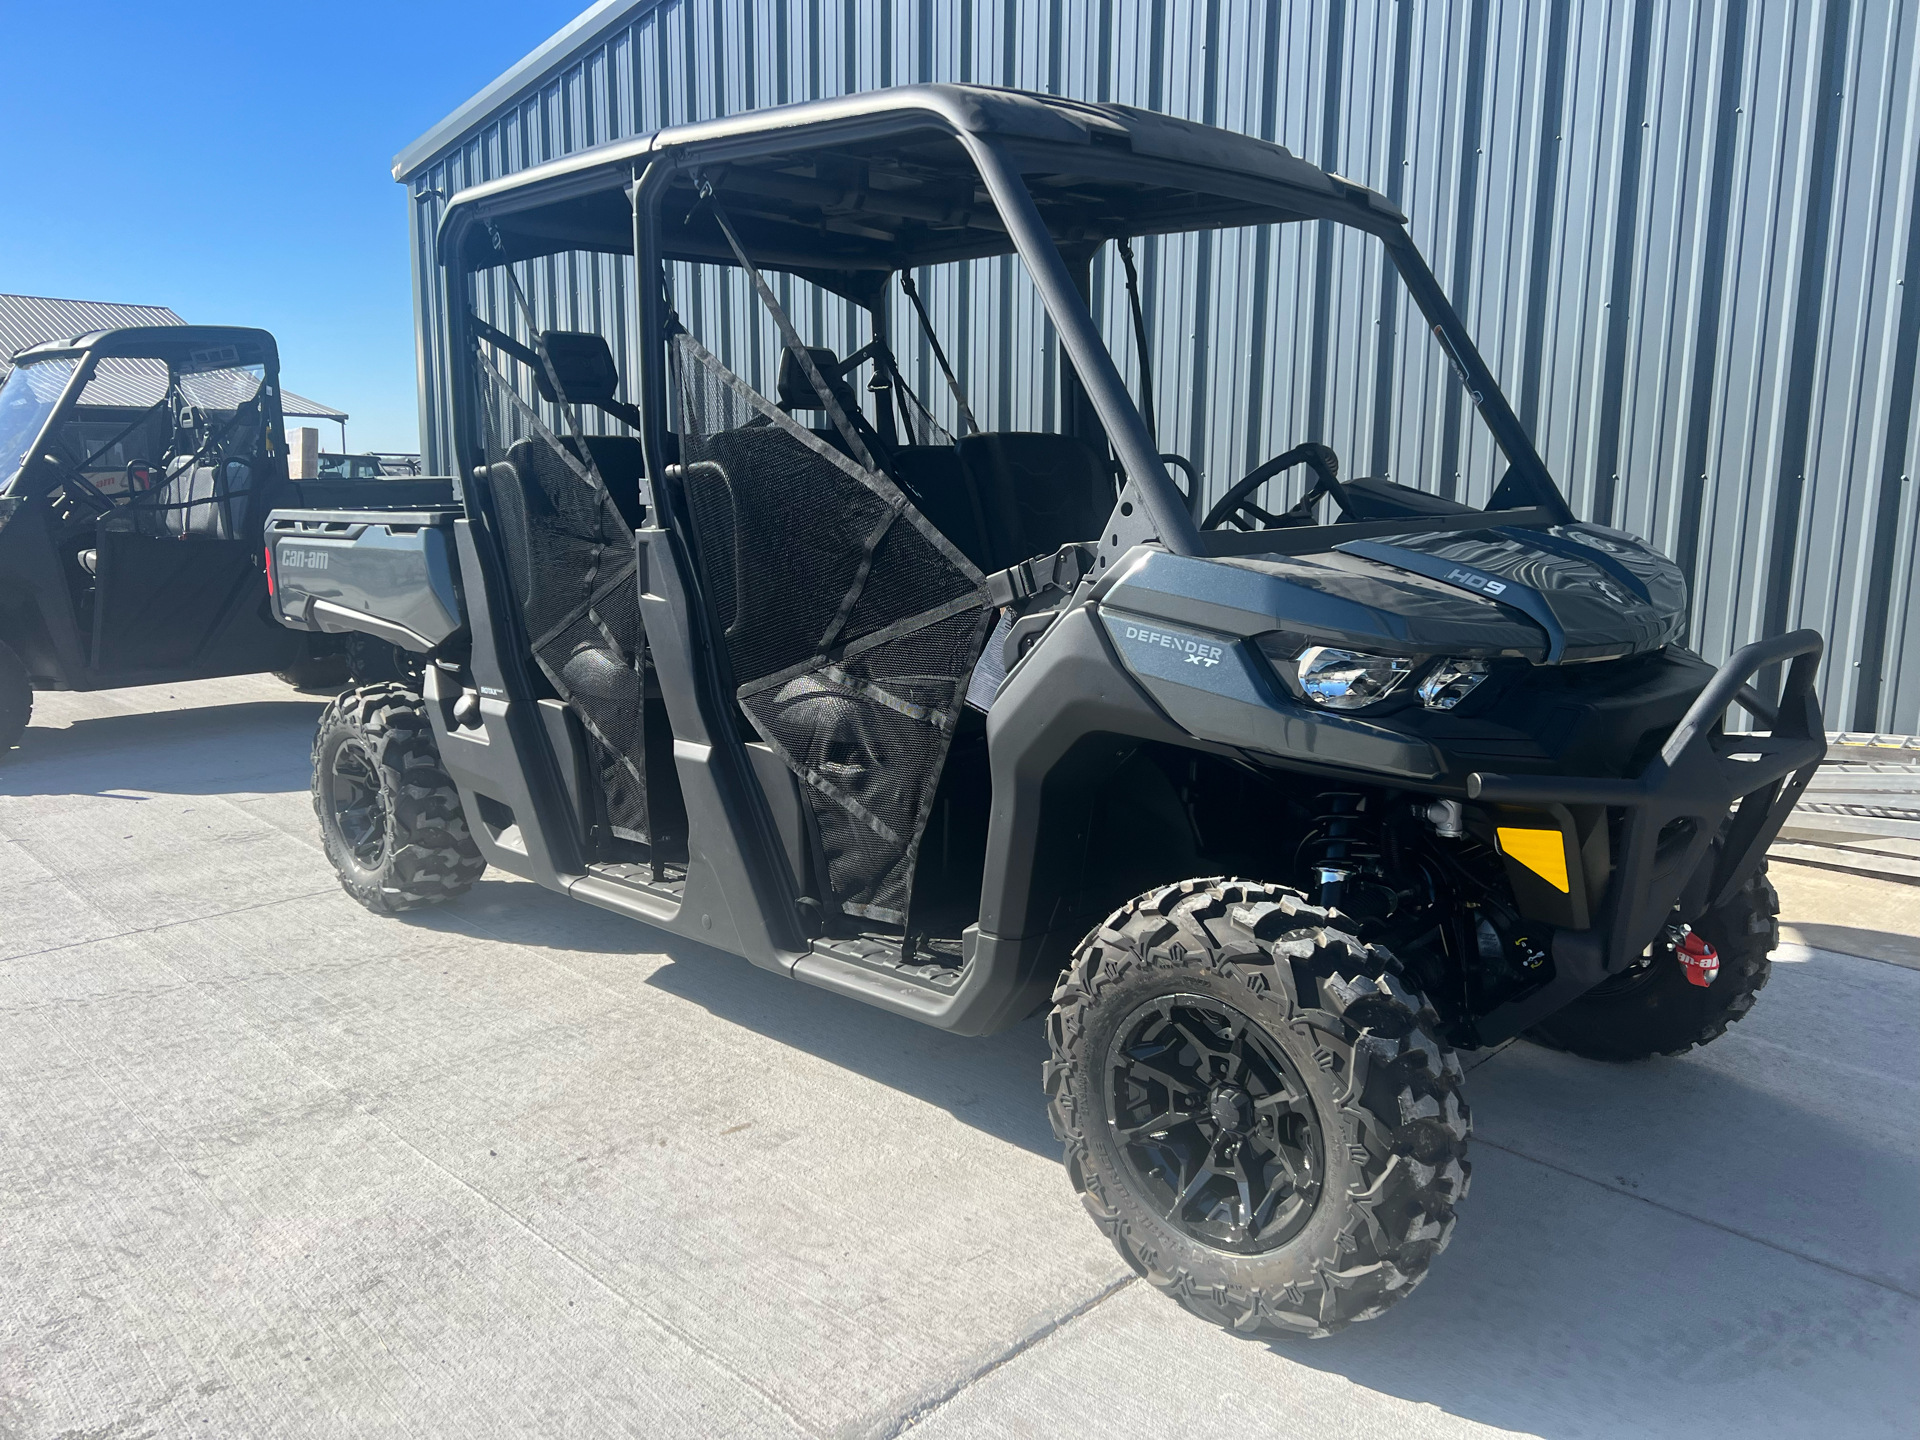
[777,347,859,412]
[532,331,622,406]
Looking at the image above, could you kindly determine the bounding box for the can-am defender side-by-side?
[271,87,1825,1337]
[0,325,450,749]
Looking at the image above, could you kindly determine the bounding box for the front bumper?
[1464,629,1826,1042]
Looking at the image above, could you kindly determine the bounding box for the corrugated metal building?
[394,0,1920,731]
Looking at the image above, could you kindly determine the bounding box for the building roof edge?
[392,0,668,184]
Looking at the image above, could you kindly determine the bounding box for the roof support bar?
[963,137,1203,558]
[1382,230,1573,524]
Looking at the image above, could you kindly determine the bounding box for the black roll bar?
[1468,631,1825,810]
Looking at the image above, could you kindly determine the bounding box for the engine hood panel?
[1336,524,1687,661]
[1103,522,1687,664]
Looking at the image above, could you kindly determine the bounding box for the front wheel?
[0,639,31,753]
[1047,878,1471,1338]
[1525,868,1778,1061]
[312,684,485,912]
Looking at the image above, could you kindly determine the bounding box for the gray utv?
[268,86,1825,1337]
[0,324,449,749]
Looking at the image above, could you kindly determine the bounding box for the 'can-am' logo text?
[281,549,330,571]
[1123,624,1223,667]
[1445,566,1506,596]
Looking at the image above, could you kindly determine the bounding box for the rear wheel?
[313,683,485,912]
[346,633,425,689]
[1047,878,1471,1338]
[272,641,350,692]
[0,639,31,753]
[1525,868,1778,1061]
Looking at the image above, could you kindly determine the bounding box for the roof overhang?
[434,84,1406,281]
[393,0,667,183]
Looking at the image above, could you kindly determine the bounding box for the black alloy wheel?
[310,684,486,912]
[1106,993,1323,1253]
[1049,878,1471,1338]
[327,736,389,871]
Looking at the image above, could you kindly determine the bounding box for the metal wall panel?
[401,0,1920,730]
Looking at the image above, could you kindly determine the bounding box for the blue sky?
[0,0,588,453]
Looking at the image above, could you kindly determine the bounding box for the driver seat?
[144,458,251,539]
[75,460,253,578]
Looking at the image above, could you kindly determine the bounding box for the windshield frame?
[2,331,285,502]
[0,356,88,496]
[970,135,1574,531]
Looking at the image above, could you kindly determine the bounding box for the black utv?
[0,325,448,749]
[270,86,1825,1337]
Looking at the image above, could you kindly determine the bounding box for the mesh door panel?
[677,428,896,686]
[672,334,991,924]
[481,424,667,850]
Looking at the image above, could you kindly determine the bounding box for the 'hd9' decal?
[1444,566,1505,595]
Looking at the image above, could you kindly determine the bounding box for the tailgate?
[266,506,465,652]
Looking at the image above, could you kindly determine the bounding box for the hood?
[1332,524,1688,662]
[1104,523,1688,665]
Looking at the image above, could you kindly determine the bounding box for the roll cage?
[436,84,1572,543]
[0,325,307,691]
[0,326,285,499]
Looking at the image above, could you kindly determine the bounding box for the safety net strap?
[670,329,992,923]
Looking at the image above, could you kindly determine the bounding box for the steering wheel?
[1201,443,1349,530]
[1156,453,1202,515]
[51,460,118,520]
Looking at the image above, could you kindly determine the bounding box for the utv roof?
[441,83,1406,277]
[3,319,347,420]
[10,325,279,368]
[3,326,334,417]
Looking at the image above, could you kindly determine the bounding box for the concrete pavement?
[2,676,1914,1439]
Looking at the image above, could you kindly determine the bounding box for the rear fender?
[265,507,466,653]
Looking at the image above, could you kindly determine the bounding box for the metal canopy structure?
[451,85,1403,272]
[436,81,1566,553]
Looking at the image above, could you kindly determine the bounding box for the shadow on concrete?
[644,936,1059,1159]
[1265,1162,1911,1438]
[643,922,1914,1433]
[389,876,1058,1157]
[356,860,1058,1157]
[396,878,677,957]
[0,701,325,797]
[1256,997,1919,1438]
[1783,921,1920,969]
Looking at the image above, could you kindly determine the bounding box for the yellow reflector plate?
[1497,826,1570,893]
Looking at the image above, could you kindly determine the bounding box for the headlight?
[1295,646,1413,709]
[1418,658,1490,710]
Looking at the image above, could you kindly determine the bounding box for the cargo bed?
[266,505,466,654]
